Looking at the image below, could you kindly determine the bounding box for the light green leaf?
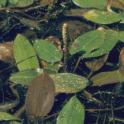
[0,0,7,7]
[14,34,39,71]
[118,31,124,42]
[10,121,22,124]
[9,0,33,7]
[34,39,62,63]
[10,72,89,93]
[70,29,118,58]
[0,112,19,121]
[10,69,43,85]
[91,70,124,86]
[83,10,121,24]
[72,0,106,9]
[50,73,89,93]
[57,96,85,124]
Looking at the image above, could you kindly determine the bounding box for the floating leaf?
[57,96,85,124]
[118,31,124,42]
[10,121,22,124]
[83,10,121,24]
[70,29,118,58]
[50,73,89,93]
[72,0,106,9]
[25,73,55,118]
[9,0,33,7]
[91,70,124,86]
[0,112,19,121]
[34,39,62,63]
[14,34,39,71]
[0,0,7,7]
[85,54,108,72]
[10,69,43,85]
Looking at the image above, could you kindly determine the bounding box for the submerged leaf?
[25,73,55,119]
[83,10,121,24]
[14,34,39,71]
[57,96,85,124]
[85,55,108,72]
[50,73,89,93]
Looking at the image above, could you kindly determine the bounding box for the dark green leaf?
[57,96,85,124]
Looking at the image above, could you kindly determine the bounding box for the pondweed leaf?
[70,29,118,58]
[0,112,19,121]
[14,34,39,71]
[83,10,121,24]
[50,73,89,93]
[34,39,62,63]
[91,70,124,86]
[118,31,124,42]
[72,0,106,9]
[57,96,85,124]
[10,69,43,85]
[9,0,33,7]
[25,73,55,118]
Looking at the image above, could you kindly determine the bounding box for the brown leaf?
[25,73,55,119]
[0,42,14,63]
[85,55,108,72]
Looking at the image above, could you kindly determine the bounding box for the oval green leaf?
[0,112,19,121]
[72,0,106,9]
[57,96,85,124]
[83,10,121,24]
[70,29,118,58]
[10,69,43,85]
[34,39,62,63]
[14,34,39,71]
[50,73,89,93]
